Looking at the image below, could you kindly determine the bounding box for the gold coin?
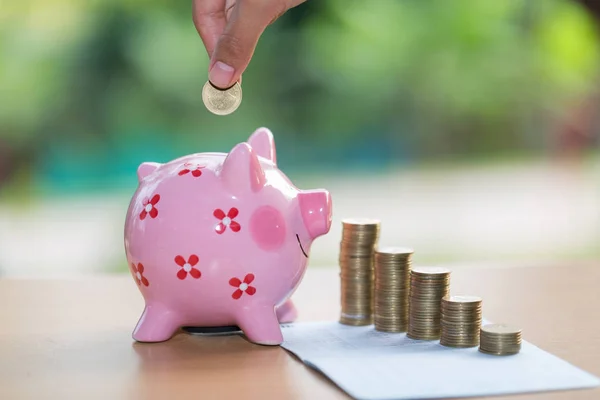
[481,323,522,335]
[411,266,452,275]
[376,247,414,256]
[341,218,381,226]
[445,295,482,303]
[202,81,242,116]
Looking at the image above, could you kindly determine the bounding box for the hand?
[193,0,306,89]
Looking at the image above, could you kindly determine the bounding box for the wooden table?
[1,263,599,400]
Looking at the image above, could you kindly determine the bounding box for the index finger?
[192,0,227,58]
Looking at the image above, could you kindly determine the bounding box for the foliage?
[0,0,599,191]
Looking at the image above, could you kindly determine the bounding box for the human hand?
[193,0,306,89]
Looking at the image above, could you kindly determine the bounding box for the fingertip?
[209,61,236,89]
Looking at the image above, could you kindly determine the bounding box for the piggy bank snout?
[298,189,332,239]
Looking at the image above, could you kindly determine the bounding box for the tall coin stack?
[374,247,413,332]
[440,295,483,348]
[479,324,522,355]
[339,218,381,326]
[407,267,451,340]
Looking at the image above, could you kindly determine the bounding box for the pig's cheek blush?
[250,206,286,251]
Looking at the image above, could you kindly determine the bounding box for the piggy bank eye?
[249,205,286,251]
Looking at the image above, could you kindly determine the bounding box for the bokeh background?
[1,0,599,277]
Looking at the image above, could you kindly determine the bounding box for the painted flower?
[175,254,201,280]
[229,273,256,299]
[131,262,149,287]
[140,194,160,220]
[214,207,241,234]
[178,163,204,177]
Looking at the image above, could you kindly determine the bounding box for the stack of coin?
[407,266,451,340]
[479,324,522,355]
[374,247,413,332]
[440,295,483,348]
[339,218,381,326]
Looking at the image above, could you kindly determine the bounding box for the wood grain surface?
[0,263,599,400]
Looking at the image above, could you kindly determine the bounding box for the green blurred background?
[0,0,599,277]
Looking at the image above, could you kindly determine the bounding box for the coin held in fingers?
[202,81,242,116]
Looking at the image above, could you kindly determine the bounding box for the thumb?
[208,2,272,89]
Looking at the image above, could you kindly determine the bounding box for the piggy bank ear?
[220,142,266,193]
[137,162,160,182]
[248,127,276,165]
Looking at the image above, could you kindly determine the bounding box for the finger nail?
[209,61,235,89]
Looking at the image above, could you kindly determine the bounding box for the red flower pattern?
[229,274,256,299]
[175,254,201,280]
[131,262,149,287]
[140,194,160,220]
[214,207,241,234]
[178,162,204,177]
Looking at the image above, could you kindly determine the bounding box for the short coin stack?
[339,218,381,326]
[374,247,413,332]
[440,295,483,348]
[407,267,451,340]
[479,324,522,355]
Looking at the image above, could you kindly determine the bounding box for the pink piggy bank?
[124,128,332,345]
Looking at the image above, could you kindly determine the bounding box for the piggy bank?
[124,128,332,345]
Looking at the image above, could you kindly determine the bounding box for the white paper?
[281,321,600,400]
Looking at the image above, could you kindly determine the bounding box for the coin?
[202,81,242,116]
[479,323,522,355]
[445,295,482,303]
[342,218,381,226]
[339,218,381,326]
[481,323,522,335]
[411,266,452,275]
